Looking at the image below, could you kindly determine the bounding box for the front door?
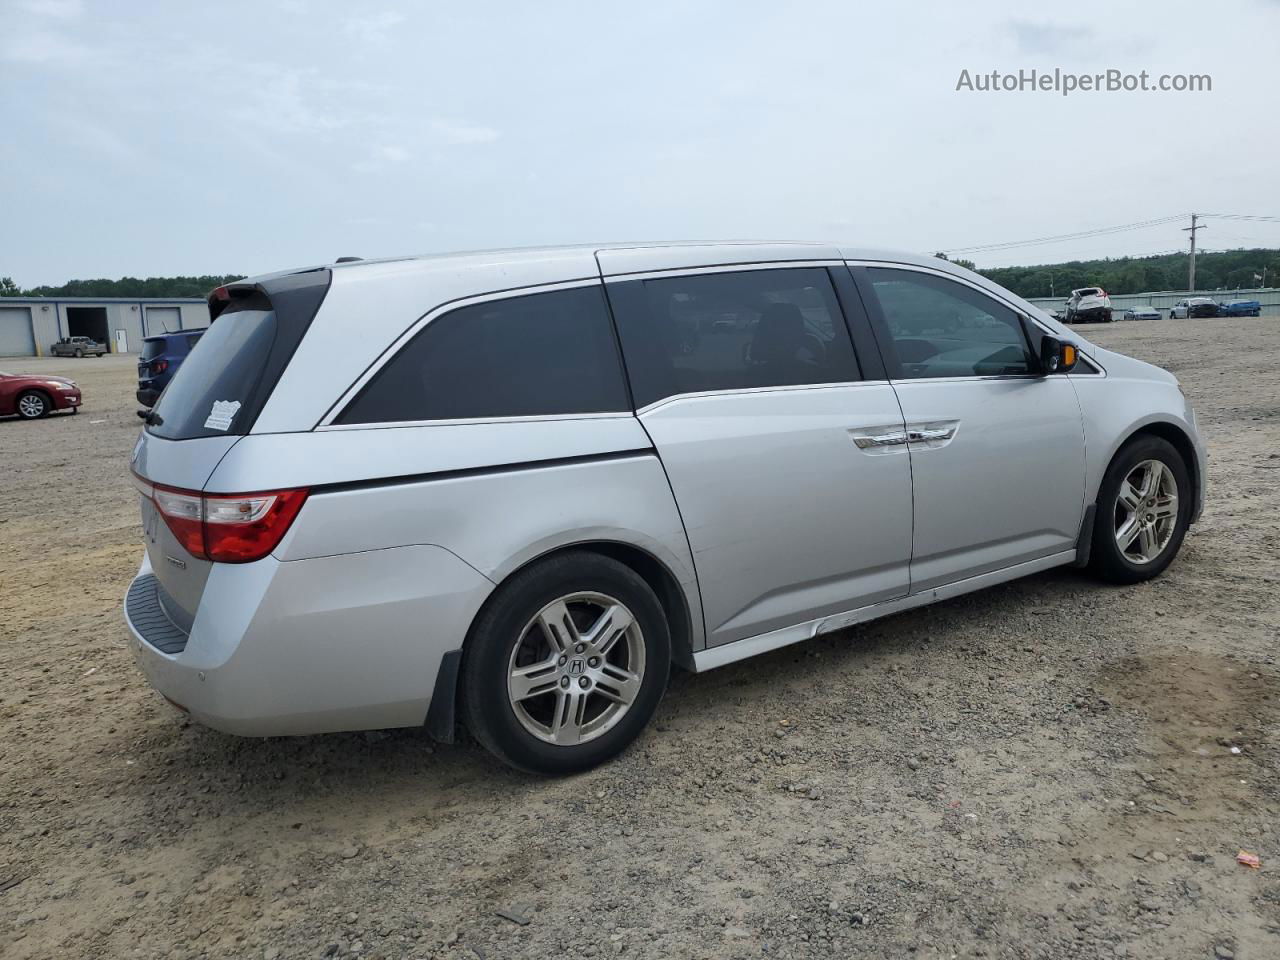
[852,264,1086,591]
[606,265,914,647]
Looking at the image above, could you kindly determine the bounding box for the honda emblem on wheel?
[568,658,585,675]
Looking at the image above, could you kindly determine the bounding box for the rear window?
[147,309,277,440]
[141,339,167,361]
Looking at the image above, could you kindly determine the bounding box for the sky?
[2,0,1278,286]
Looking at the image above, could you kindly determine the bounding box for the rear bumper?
[122,545,494,736]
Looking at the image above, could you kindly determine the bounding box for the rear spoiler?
[207,266,330,321]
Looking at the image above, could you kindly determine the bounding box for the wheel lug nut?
[558,655,568,666]
[578,676,590,689]
[560,676,570,688]
[588,656,600,668]
[574,643,586,654]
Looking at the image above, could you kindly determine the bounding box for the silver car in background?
[124,243,1206,773]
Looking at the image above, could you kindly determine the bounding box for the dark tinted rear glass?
[141,339,167,361]
[607,267,861,408]
[147,309,276,439]
[336,286,629,424]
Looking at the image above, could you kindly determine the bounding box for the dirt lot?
[2,317,1278,960]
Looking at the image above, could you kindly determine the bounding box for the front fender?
[1070,351,1206,522]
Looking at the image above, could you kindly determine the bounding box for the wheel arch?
[16,387,53,414]
[426,539,699,744]
[481,539,696,672]
[1111,420,1202,523]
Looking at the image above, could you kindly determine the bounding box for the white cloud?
[19,0,83,19]
[430,120,501,146]
[343,10,405,44]
[0,27,93,64]
[353,144,411,173]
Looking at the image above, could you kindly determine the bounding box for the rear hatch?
[137,337,171,392]
[132,269,331,630]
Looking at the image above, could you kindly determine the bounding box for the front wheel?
[460,551,671,774]
[1089,436,1191,584]
[16,391,50,419]
[73,349,83,357]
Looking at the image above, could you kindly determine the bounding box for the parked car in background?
[1,369,82,418]
[123,244,1206,775]
[49,336,106,357]
[1217,299,1262,318]
[1065,287,1113,323]
[137,330,206,407]
[1122,305,1161,321]
[1171,297,1219,319]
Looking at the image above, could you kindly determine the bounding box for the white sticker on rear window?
[204,399,242,432]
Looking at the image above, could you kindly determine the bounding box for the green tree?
[0,277,20,296]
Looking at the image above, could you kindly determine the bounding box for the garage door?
[0,307,36,356]
[145,307,182,335]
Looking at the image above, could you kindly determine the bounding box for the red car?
[0,370,83,419]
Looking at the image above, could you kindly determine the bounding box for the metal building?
[0,296,210,356]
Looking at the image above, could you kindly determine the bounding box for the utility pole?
[1182,213,1206,291]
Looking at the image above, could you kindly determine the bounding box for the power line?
[1202,213,1280,222]
[945,215,1187,255]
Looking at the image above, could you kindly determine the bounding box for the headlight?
[51,382,76,391]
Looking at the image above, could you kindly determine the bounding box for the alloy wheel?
[1113,459,1178,564]
[506,592,646,746]
[18,394,46,418]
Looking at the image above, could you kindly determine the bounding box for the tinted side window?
[864,268,1036,379]
[608,268,860,407]
[337,285,629,424]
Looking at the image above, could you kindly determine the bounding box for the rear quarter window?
[335,285,630,424]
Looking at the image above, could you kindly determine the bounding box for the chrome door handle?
[852,432,908,449]
[907,426,956,443]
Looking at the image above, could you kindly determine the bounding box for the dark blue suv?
[137,330,205,407]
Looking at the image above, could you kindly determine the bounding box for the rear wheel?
[1089,436,1190,584]
[16,391,49,419]
[460,551,671,774]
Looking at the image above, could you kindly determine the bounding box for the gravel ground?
[2,316,1278,960]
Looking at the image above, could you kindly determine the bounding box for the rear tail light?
[138,474,308,563]
[151,359,169,374]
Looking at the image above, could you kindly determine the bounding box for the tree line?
[4,247,1280,302]
[0,275,246,299]
[967,248,1280,300]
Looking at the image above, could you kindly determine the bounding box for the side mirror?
[1039,335,1079,375]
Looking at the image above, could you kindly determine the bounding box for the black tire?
[74,349,83,357]
[16,390,50,419]
[1089,435,1191,584]
[460,551,671,775]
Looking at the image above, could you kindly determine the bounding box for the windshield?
[147,309,277,440]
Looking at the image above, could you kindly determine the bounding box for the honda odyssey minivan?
[124,243,1205,773]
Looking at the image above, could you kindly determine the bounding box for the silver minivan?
[124,243,1206,773]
